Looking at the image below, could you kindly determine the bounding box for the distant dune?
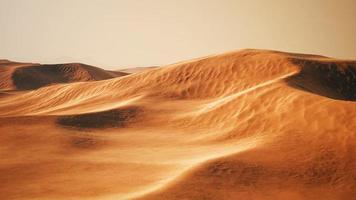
[0,49,355,200]
[0,60,128,91]
[119,66,158,74]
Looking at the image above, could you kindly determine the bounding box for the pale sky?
[1,0,356,69]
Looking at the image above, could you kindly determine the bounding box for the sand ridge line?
[198,71,299,114]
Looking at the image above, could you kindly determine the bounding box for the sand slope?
[0,49,355,200]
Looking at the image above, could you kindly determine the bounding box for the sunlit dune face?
[0,49,356,200]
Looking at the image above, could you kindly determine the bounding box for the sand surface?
[0,49,355,200]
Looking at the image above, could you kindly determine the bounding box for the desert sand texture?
[0,49,355,200]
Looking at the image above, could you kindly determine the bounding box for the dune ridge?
[0,49,355,200]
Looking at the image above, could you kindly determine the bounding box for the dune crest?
[0,49,355,200]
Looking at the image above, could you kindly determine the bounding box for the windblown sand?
[0,50,355,200]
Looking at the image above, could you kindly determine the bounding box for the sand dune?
[0,60,128,91]
[119,66,158,74]
[0,49,355,200]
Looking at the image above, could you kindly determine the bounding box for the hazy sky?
[1,0,356,69]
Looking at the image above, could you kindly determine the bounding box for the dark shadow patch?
[57,106,141,130]
[286,58,356,101]
[12,64,84,90]
[11,63,119,90]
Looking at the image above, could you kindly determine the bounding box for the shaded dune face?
[286,58,356,101]
[11,63,122,90]
[0,49,356,200]
[12,64,92,90]
[0,61,127,91]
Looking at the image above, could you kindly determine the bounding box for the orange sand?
[0,49,355,200]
